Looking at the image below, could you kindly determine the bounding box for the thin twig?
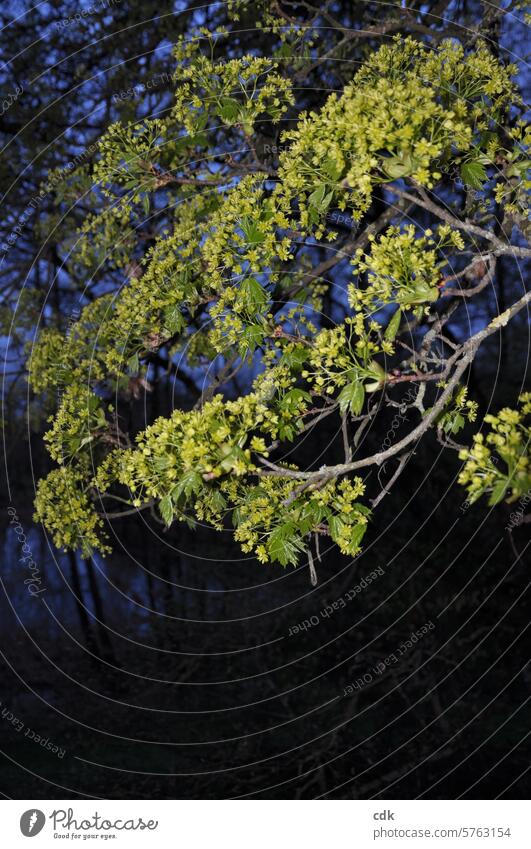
[308,546,318,586]
[371,451,412,508]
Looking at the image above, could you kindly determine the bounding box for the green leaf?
[383,152,417,179]
[159,495,174,527]
[281,344,308,370]
[278,423,297,441]
[460,160,487,190]
[127,352,140,374]
[338,381,365,415]
[219,445,247,473]
[267,523,305,567]
[298,501,327,534]
[328,514,345,544]
[329,516,367,554]
[323,156,343,181]
[240,217,266,245]
[506,158,531,179]
[239,324,264,357]
[240,277,268,314]
[385,308,402,341]
[164,306,184,335]
[348,522,367,550]
[171,470,202,503]
[87,393,100,412]
[280,388,311,411]
[308,183,334,214]
[488,479,509,506]
[321,190,334,212]
[449,413,465,434]
[210,489,227,513]
[403,282,440,306]
[308,183,326,208]
[219,97,240,123]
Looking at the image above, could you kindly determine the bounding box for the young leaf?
[280,388,311,411]
[281,344,308,370]
[383,152,417,179]
[171,470,202,503]
[241,277,268,314]
[449,413,465,434]
[348,522,367,551]
[338,381,365,415]
[488,479,509,506]
[385,307,402,341]
[308,183,326,209]
[328,514,345,544]
[240,217,266,245]
[239,324,264,357]
[219,97,240,124]
[323,155,343,181]
[164,305,184,335]
[127,352,140,374]
[267,523,304,567]
[159,495,174,526]
[460,160,487,189]
[321,190,334,212]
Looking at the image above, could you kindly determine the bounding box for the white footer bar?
[2,800,528,848]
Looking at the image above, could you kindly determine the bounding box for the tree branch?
[387,185,531,258]
[258,290,531,481]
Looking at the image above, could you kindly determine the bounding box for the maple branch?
[258,289,531,481]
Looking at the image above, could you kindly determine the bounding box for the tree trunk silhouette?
[67,550,98,660]
[84,557,117,664]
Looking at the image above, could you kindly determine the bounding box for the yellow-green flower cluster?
[435,386,478,436]
[494,121,531,215]
[44,385,108,467]
[30,29,523,567]
[233,474,369,564]
[349,224,464,314]
[202,176,292,288]
[458,393,531,505]
[278,37,515,224]
[82,359,372,564]
[28,296,113,393]
[92,119,170,195]
[96,365,298,499]
[172,33,294,137]
[34,467,110,557]
[302,320,386,401]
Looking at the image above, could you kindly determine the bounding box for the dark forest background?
[0,0,529,799]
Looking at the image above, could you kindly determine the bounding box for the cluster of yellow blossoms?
[350,225,465,315]
[458,394,531,505]
[29,30,527,565]
[277,37,516,226]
